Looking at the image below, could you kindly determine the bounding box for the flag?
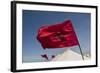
[41,54,49,60]
[37,20,79,49]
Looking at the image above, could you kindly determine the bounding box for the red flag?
[37,20,79,49]
[41,54,49,60]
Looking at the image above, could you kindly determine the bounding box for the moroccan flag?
[37,20,79,49]
[41,54,49,60]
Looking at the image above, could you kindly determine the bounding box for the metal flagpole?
[78,44,84,60]
[70,22,85,60]
[71,25,84,60]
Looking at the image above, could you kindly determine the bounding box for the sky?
[22,10,91,63]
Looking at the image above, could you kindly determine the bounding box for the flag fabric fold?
[37,20,79,49]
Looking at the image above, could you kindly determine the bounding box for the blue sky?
[22,10,91,63]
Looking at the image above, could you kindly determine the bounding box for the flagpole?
[78,44,84,60]
[70,22,84,60]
